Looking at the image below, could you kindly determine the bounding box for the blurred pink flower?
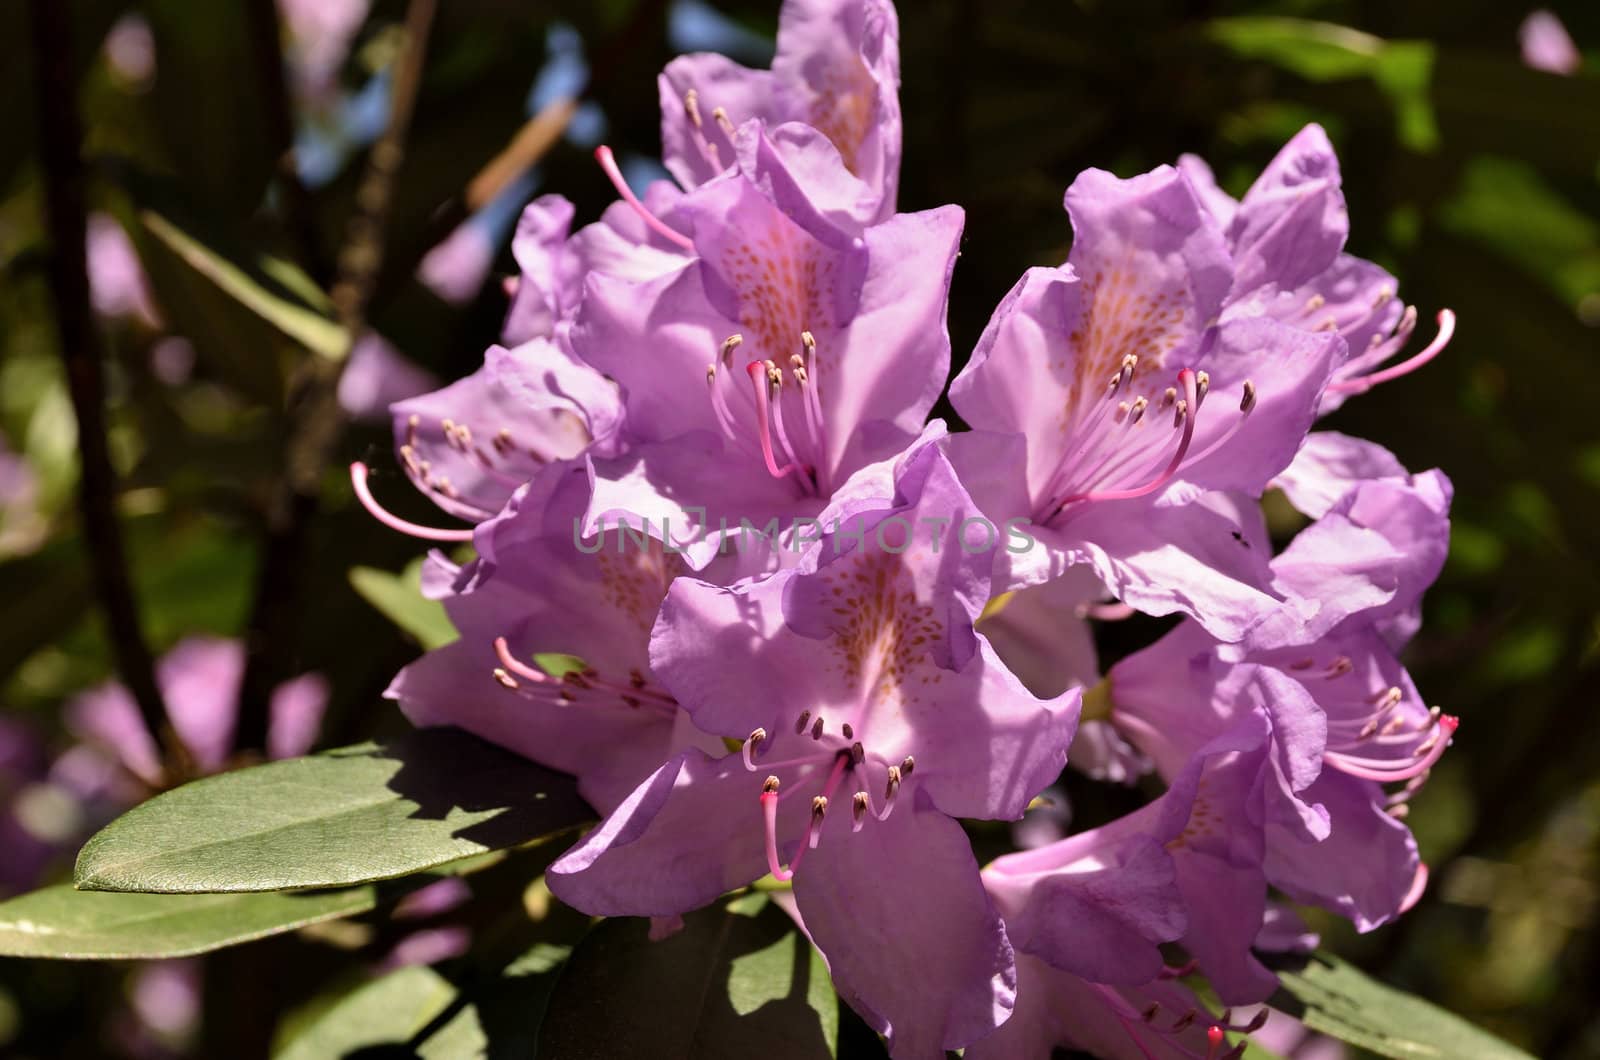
[1520,10,1581,75]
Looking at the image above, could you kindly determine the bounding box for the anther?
[801,330,815,352]
[706,363,717,383]
[1114,401,1131,424]
[811,715,825,740]
[1141,1002,1161,1023]
[1240,380,1257,413]
[1171,1009,1197,1032]
[841,722,854,740]
[1127,396,1148,424]
[492,668,519,690]
[884,766,901,801]
[900,755,915,776]
[1160,386,1177,410]
[1305,293,1325,311]
[1244,1010,1269,1033]
[1323,656,1353,678]
[1195,370,1210,405]
[712,106,735,136]
[763,775,780,794]
[721,333,743,364]
[850,741,865,766]
[743,728,766,770]
[794,710,811,735]
[1173,398,1189,428]
[683,89,702,129]
[852,792,869,831]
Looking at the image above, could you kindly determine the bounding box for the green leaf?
[140,209,348,361]
[536,893,838,1059]
[0,883,374,960]
[74,728,590,894]
[273,939,577,1059]
[349,558,458,650]
[1207,17,1438,150]
[272,965,460,1060]
[1276,953,1535,1060]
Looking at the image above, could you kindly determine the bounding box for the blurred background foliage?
[1,0,1598,1056]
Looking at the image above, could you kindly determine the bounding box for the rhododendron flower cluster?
[353,0,1459,1054]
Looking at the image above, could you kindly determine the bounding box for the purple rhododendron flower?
[1178,126,1456,511]
[1521,10,1581,76]
[1107,473,1453,937]
[66,637,328,790]
[547,442,1080,1056]
[357,337,623,531]
[87,212,160,328]
[389,463,724,814]
[659,0,901,221]
[951,161,1343,639]
[566,120,961,565]
[336,331,440,424]
[0,717,72,897]
[277,0,371,104]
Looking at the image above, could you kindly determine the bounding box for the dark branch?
[243,0,329,282]
[233,0,439,753]
[28,0,181,776]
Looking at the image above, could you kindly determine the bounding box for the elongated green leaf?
[273,938,576,1059]
[1207,17,1437,150]
[273,965,460,1060]
[1277,954,1535,1060]
[350,559,458,650]
[0,883,374,960]
[75,728,589,894]
[537,893,838,1059]
[140,209,348,361]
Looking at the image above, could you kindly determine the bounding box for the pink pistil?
[594,145,695,252]
[350,462,475,542]
[1054,368,1199,511]
[747,362,804,480]
[1328,308,1455,395]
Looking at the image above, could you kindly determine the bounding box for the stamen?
[492,668,519,690]
[1326,715,1458,782]
[1329,308,1455,395]
[808,796,828,847]
[852,791,869,832]
[1052,369,1200,511]
[593,145,694,252]
[743,728,766,770]
[761,780,793,882]
[493,638,554,685]
[350,462,476,542]
[683,89,702,129]
[711,106,735,136]
[747,363,805,480]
